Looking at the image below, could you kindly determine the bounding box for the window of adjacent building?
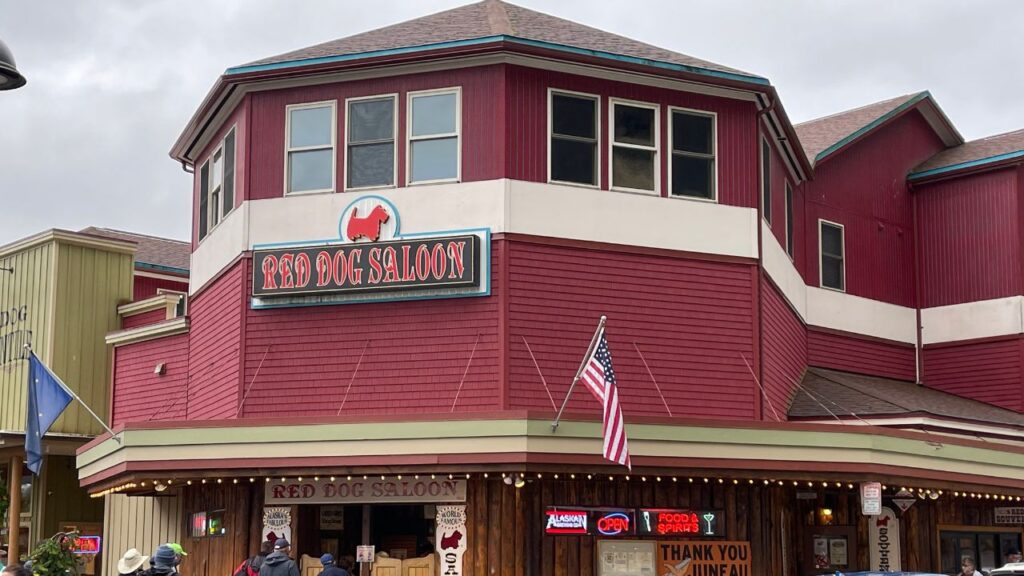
[939,530,1021,574]
[286,101,336,194]
[785,182,794,258]
[549,91,599,186]
[346,95,396,189]
[408,88,460,184]
[761,138,772,223]
[197,127,236,241]
[669,108,716,200]
[819,220,845,291]
[611,100,659,193]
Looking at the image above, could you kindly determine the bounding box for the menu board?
[598,540,656,576]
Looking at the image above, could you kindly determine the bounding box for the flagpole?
[551,315,606,432]
[28,350,120,442]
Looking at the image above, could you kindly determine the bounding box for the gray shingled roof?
[913,128,1024,176]
[80,227,190,272]
[236,0,758,79]
[794,93,923,164]
[789,367,1024,428]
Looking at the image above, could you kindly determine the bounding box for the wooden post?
[8,456,22,564]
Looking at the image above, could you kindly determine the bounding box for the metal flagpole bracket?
[551,315,606,433]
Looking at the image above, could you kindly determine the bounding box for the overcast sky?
[1,0,1021,245]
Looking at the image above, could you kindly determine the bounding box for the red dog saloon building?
[76,3,1024,576]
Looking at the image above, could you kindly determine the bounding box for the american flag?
[579,330,631,469]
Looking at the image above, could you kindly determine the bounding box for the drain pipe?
[910,180,924,384]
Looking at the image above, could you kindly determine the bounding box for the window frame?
[406,86,462,186]
[343,93,398,192]
[761,137,772,224]
[547,88,601,189]
[818,219,846,292]
[785,181,794,259]
[667,106,718,203]
[284,100,338,196]
[198,125,237,243]
[608,98,661,195]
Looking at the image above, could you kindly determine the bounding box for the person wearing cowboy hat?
[117,549,149,576]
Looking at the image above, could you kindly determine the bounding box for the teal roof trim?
[909,149,1024,181]
[225,35,770,86]
[815,91,931,163]
[136,261,189,276]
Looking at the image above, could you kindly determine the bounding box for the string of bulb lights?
[88,473,1024,502]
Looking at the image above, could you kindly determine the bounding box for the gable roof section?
[794,91,962,166]
[910,128,1024,180]
[229,0,763,83]
[79,227,190,274]
[789,367,1024,430]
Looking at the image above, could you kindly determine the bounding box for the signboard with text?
[638,509,721,537]
[861,482,882,516]
[657,541,751,576]
[265,478,467,505]
[544,507,721,538]
[869,507,901,572]
[995,507,1024,525]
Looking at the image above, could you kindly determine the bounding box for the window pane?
[785,185,794,256]
[821,224,843,256]
[822,256,844,290]
[349,99,394,143]
[199,162,209,239]
[762,140,772,222]
[289,148,333,192]
[614,104,655,146]
[673,112,713,154]
[289,105,333,148]
[411,137,457,182]
[671,155,713,199]
[612,147,655,190]
[552,94,595,139]
[211,150,223,191]
[411,93,456,137]
[348,143,394,188]
[223,131,235,216]
[551,138,596,185]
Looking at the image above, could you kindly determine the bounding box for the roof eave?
[908,149,1024,182]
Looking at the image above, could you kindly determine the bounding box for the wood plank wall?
[102,494,182,576]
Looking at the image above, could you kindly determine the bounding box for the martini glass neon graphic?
[702,513,716,535]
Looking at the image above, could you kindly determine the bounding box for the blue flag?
[27,353,74,475]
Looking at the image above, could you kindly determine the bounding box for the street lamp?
[0,38,26,90]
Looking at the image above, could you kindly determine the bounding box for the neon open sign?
[637,509,720,537]
[595,511,633,536]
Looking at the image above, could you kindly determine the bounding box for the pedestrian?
[317,554,348,576]
[1006,548,1023,565]
[142,545,180,576]
[259,538,299,576]
[166,543,188,565]
[235,540,275,576]
[117,548,150,576]
[0,547,7,570]
[961,557,983,576]
[0,565,31,576]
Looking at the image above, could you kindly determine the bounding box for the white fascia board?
[921,296,1024,345]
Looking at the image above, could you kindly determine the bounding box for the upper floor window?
[408,88,460,184]
[198,127,236,241]
[286,101,336,194]
[670,109,716,200]
[610,99,659,193]
[346,95,397,190]
[761,138,772,223]
[785,182,794,259]
[819,220,845,291]
[549,91,598,186]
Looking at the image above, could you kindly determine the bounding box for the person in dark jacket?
[238,540,275,576]
[317,554,349,576]
[259,538,299,576]
[142,545,180,576]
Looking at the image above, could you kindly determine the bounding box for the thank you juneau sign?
[265,478,467,505]
[252,196,484,302]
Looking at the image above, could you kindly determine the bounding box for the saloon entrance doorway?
[292,504,435,564]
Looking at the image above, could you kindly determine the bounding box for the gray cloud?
[1,0,1021,245]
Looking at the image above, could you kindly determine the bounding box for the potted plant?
[28,532,80,576]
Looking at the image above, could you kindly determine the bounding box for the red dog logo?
[440,530,462,550]
[876,516,890,527]
[345,205,390,242]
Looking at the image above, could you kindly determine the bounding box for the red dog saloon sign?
[253,197,482,299]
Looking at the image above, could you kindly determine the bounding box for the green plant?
[28,532,80,576]
[0,477,8,523]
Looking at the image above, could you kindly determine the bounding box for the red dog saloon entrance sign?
[251,196,488,304]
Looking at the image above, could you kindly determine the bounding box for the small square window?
[286,102,336,194]
[408,89,460,184]
[347,96,396,189]
[670,109,716,200]
[611,101,659,193]
[550,92,598,186]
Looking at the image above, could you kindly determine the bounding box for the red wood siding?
[187,261,245,419]
[923,337,1024,412]
[805,110,946,307]
[111,333,189,426]
[807,328,915,381]
[760,278,806,420]
[133,275,188,301]
[506,241,758,419]
[193,100,249,248]
[238,245,502,417]
[916,168,1021,307]
[121,308,167,330]
[504,65,759,207]
[247,65,505,202]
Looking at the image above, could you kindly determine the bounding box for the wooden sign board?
[657,541,751,576]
